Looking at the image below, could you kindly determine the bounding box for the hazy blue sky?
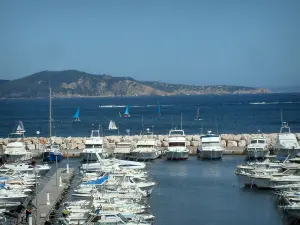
[0,0,299,87]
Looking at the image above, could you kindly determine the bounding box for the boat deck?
[31,168,75,225]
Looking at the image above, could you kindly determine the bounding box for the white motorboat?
[0,163,51,173]
[81,130,107,161]
[114,142,132,159]
[4,124,33,163]
[274,122,300,160]
[165,130,189,160]
[81,154,145,172]
[129,138,160,161]
[246,132,269,159]
[197,131,224,159]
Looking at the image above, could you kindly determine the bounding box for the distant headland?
[0,70,270,98]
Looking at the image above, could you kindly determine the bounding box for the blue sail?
[74,108,80,119]
[157,101,161,115]
[124,105,130,117]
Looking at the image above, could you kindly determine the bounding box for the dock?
[32,168,75,225]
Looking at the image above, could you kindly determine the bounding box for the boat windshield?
[169,142,185,147]
[117,213,129,223]
[137,145,153,148]
[258,140,265,144]
[8,133,23,140]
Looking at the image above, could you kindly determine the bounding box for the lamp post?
[33,166,39,225]
[53,150,59,189]
[36,131,40,155]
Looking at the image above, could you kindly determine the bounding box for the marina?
[0,94,299,225]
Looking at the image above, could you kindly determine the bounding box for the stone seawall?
[0,133,300,152]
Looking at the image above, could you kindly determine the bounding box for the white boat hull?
[246,150,268,159]
[128,151,160,161]
[198,150,223,159]
[165,151,189,160]
[251,177,271,189]
[4,153,32,163]
[236,173,252,186]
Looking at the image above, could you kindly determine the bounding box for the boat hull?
[80,152,110,161]
[246,150,268,159]
[43,151,63,162]
[128,151,160,161]
[197,150,223,159]
[251,177,271,189]
[4,153,32,163]
[236,173,252,186]
[165,151,189,160]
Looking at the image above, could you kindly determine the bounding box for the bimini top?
[169,130,185,136]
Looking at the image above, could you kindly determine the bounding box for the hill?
[0,70,270,98]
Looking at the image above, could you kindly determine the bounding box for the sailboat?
[195,106,202,120]
[74,108,81,122]
[156,101,161,116]
[123,105,131,118]
[15,121,25,134]
[43,87,63,162]
[108,120,118,130]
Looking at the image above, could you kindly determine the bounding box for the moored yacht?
[4,121,33,162]
[165,130,189,160]
[274,122,300,160]
[129,130,160,161]
[80,130,106,161]
[114,142,132,159]
[246,132,269,159]
[197,131,224,159]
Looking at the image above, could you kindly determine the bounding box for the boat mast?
[180,112,182,130]
[280,109,283,125]
[49,87,52,143]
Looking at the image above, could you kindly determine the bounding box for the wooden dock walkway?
[32,168,75,225]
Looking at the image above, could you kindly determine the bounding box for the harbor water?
[33,156,283,225]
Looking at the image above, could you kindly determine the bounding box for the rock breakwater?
[0,133,300,151]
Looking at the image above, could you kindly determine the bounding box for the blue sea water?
[0,93,300,137]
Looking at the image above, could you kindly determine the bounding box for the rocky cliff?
[0,70,270,98]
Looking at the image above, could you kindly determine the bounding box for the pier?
[31,168,75,225]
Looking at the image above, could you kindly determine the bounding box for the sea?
[0,93,300,137]
[1,93,300,225]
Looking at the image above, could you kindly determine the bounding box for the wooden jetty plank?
[32,168,75,225]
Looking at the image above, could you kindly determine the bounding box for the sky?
[0,0,299,87]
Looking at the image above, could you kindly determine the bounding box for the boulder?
[221,134,233,142]
[221,140,226,147]
[192,135,200,141]
[296,133,300,141]
[77,143,85,150]
[69,142,77,150]
[238,140,246,148]
[233,135,242,142]
[241,134,251,142]
[185,141,191,146]
[156,140,162,147]
[54,137,63,145]
[26,144,36,150]
[186,135,193,141]
[163,136,169,142]
[158,135,164,142]
[190,141,199,147]
[2,138,9,145]
[227,140,238,147]
[162,141,168,147]
[60,143,67,150]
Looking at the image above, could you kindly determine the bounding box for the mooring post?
[28,213,33,225]
[46,192,50,205]
[59,176,62,187]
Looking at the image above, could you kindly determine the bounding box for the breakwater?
[1,133,300,151]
